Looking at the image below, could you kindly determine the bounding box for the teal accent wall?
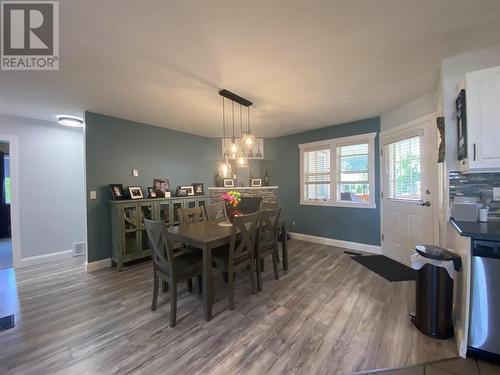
[85,112,219,262]
[262,117,381,246]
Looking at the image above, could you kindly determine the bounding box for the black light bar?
[218,89,253,107]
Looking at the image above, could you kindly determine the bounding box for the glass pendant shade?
[242,132,255,148]
[218,158,232,178]
[230,138,239,155]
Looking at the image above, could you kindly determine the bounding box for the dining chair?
[144,219,203,327]
[205,202,227,221]
[212,212,259,310]
[260,201,279,210]
[255,208,281,291]
[178,206,205,225]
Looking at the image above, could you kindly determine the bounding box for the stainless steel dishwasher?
[469,239,500,357]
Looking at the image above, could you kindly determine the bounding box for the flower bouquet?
[221,191,242,222]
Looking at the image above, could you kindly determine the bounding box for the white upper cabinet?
[464,66,500,172]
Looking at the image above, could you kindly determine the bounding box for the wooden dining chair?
[144,219,203,327]
[212,212,259,310]
[204,202,227,221]
[177,206,205,225]
[255,208,281,291]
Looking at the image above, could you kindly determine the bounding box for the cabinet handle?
[473,143,476,161]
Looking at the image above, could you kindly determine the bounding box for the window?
[2,155,10,205]
[299,133,376,208]
[386,136,421,201]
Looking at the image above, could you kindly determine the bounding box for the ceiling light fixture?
[57,115,84,128]
[242,106,255,148]
[217,97,232,178]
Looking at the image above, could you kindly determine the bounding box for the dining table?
[168,218,288,321]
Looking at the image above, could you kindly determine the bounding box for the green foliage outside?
[4,177,11,204]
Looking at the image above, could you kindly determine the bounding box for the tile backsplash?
[449,171,500,221]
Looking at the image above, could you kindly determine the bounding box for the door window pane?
[387,136,421,200]
[4,156,10,204]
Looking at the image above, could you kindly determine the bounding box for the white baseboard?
[19,249,73,268]
[289,232,381,254]
[86,258,111,272]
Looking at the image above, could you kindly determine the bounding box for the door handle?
[418,201,431,207]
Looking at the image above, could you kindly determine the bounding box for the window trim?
[299,132,377,209]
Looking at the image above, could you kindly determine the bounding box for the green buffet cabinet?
[109,196,208,271]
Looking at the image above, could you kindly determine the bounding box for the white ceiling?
[1,0,500,137]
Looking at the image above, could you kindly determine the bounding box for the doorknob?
[418,201,431,207]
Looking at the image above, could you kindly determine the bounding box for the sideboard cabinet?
[110,196,208,271]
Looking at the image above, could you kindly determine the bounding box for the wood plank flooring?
[0,240,457,375]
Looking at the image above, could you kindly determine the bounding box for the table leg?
[202,244,213,321]
[281,224,288,271]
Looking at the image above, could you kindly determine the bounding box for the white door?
[381,116,437,265]
[466,65,500,171]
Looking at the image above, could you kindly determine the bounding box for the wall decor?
[109,184,125,200]
[176,188,188,197]
[180,185,195,196]
[223,178,235,187]
[153,178,170,197]
[192,183,204,195]
[147,187,157,198]
[251,178,262,187]
[128,186,144,199]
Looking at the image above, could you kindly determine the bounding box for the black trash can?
[411,245,461,339]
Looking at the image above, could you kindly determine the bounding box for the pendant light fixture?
[242,106,256,148]
[217,97,232,178]
[230,101,239,157]
[237,104,247,166]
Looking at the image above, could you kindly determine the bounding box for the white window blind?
[387,136,421,200]
[337,143,370,202]
[303,148,330,201]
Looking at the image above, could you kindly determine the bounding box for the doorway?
[0,141,12,269]
[380,114,439,265]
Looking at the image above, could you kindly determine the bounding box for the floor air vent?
[0,315,15,331]
[73,241,87,257]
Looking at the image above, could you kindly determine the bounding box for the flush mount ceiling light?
[57,115,84,128]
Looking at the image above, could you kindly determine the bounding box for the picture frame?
[147,187,157,199]
[109,184,125,200]
[176,188,188,197]
[153,178,170,197]
[223,179,235,187]
[180,185,195,196]
[192,183,204,196]
[128,186,144,200]
[251,178,262,187]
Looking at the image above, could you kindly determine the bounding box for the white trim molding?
[289,232,381,254]
[19,249,73,268]
[86,258,111,272]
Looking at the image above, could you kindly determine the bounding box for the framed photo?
[147,187,157,199]
[128,186,144,199]
[176,188,188,197]
[251,178,262,187]
[153,178,170,197]
[180,185,195,196]
[192,183,204,195]
[109,184,125,200]
[223,179,235,187]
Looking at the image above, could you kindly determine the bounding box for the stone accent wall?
[209,188,278,204]
[450,171,500,221]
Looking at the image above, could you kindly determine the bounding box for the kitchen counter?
[450,218,500,241]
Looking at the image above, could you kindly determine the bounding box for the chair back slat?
[144,219,175,274]
[257,208,281,250]
[205,203,227,221]
[230,212,259,263]
[178,206,205,225]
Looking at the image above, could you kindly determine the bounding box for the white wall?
[0,114,86,266]
[381,91,438,132]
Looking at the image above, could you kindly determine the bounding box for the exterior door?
[381,115,437,265]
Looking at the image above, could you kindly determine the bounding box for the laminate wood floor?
[0,240,457,375]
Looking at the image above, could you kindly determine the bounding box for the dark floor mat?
[0,315,15,331]
[352,255,416,282]
[344,250,362,256]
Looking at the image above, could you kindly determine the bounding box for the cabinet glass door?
[172,200,183,225]
[158,201,172,226]
[122,204,138,256]
[139,202,154,252]
[186,199,197,208]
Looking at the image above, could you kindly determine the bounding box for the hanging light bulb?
[242,106,255,148]
[218,96,232,178]
[230,101,239,157]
